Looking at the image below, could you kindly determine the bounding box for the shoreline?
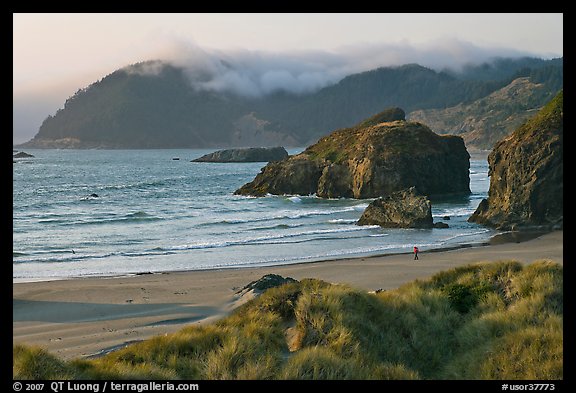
[13,230,562,360]
[13,229,543,285]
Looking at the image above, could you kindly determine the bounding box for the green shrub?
[444,283,479,313]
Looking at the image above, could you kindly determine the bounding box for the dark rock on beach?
[357,187,433,228]
[468,90,563,230]
[234,274,300,316]
[236,274,298,295]
[235,108,470,198]
[192,147,289,163]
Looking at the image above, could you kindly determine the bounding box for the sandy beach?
[13,230,563,360]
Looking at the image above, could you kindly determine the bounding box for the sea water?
[13,149,497,281]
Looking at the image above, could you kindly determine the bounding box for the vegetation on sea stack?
[14,260,563,380]
[469,90,563,230]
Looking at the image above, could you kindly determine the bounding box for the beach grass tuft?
[13,260,562,380]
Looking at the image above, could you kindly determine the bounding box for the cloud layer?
[14,38,547,143]
[158,38,538,97]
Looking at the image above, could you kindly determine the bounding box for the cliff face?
[235,108,470,199]
[468,91,563,230]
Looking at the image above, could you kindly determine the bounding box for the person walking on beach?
[413,246,419,260]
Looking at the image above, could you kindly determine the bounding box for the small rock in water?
[13,151,34,158]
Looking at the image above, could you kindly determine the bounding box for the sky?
[13,13,563,144]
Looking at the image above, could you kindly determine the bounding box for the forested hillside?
[19,57,562,149]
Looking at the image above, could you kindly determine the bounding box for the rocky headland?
[408,77,558,150]
[468,90,563,230]
[192,147,288,163]
[16,58,561,150]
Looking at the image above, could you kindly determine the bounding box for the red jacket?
[414,247,419,253]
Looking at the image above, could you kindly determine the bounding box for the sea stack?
[357,187,433,228]
[235,107,470,199]
[468,90,563,230]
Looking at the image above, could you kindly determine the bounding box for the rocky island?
[192,147,288,163]
[235,108,470,199]
[468,90,563,230]
[13,151,34,158]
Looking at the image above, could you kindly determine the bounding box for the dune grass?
[13,260,562,380]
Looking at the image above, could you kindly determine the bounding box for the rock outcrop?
[232,274,299,310]
[236,274,298,295]
[13,151,34,158]
[357,187,433,228]
[235,108,470,198]
[192,147,288,163]
[468,90,563,230]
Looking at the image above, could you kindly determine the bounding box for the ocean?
[13,149,497,282]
